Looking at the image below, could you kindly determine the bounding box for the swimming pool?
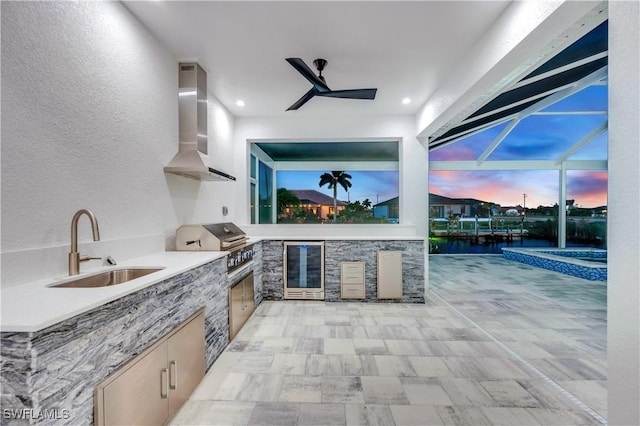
[502,248,607,281]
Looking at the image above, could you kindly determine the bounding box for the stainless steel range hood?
[164,63,236,181]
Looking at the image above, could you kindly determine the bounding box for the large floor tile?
[324,338,356,355]
[400,377,453,405]
[361,376,409,404]
[278,376,322,403]
[270,353,308,375]
[235,373,284,402]
[298,403,346,426]
[172,255,607,425]
[169,400,255,426]
[247,402,299,426]
[321,376,364,404]
[374,355,417,377]
[408,356,454,378]
[480,406,542,425]
[353,338,388,355]
[390,404,444,425]
[345,404,395,426]
[435,406,493,426]
[478,379,541,408]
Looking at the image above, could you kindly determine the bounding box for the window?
[566,170,607,246]
[258,161,273,224]
[249,141,400,224]
[250,182,256,224]
[276,170,399,224]
[249,154,274,224]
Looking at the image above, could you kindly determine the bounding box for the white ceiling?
[122,1,511,118]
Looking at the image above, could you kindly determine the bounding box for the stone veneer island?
[262,239,426,303]
[0,238,428,424]
[0,243,264,426]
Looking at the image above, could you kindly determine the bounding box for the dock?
[430,217,527,241]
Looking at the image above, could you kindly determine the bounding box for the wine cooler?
[283,241,325,300]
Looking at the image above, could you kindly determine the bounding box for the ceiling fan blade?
[286,58,330,92]
[286,88,318,111]
[317,88,377,100]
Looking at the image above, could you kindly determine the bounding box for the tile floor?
[171,255,607,425]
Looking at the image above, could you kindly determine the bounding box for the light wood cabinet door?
[96,310,206,426]
[101,340,169,426]
[377,251,402,299]
[168,313,205,417]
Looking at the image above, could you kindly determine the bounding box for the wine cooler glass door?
[284,241,324,299]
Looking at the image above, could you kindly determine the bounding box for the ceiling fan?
[285,57,377,111]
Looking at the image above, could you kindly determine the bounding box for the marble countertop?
[0,251,226,333]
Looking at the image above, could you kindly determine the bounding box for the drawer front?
[341,262,365,284]
[341,284,365,299]
[342,273,364,284]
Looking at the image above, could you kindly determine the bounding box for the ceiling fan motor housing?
[313,58,328,72]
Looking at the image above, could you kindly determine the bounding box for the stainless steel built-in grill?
[176,223,248,251]
[176,223,254,272]
[176,223,256,340]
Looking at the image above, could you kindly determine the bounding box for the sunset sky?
[276,83,607,209]
[276,168,607,209]
[428,84,607,208]
[429,169,607,208]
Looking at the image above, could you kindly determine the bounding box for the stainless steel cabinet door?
[168,312,206,417]
[229,281,245,340]
[102,341,169,426]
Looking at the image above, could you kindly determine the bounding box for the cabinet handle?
[169,360,178,390]
[160,368,169,399]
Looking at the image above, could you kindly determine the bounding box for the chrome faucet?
[69,209,101,275]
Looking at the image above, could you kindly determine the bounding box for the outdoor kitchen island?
[260,237,426,303]
[0,251,252,425]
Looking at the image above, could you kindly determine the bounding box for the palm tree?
[362,198,372,210]
[277,188,300,220]
[319,171,352,222]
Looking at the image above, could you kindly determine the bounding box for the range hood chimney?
[164,63,236,181]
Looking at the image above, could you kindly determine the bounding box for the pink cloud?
[429,169,608,208]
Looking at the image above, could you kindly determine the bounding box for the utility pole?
[523,193,527,216]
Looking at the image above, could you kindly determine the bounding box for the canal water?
[430,237,604,254]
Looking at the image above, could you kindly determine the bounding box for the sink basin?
[50,267,166,288]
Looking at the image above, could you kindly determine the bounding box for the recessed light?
[236,100,245,107]
[402,98,411,105]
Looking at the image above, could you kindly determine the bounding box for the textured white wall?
[607,1,640,424]
[2,1,175,249]
[233,115,429,237]
[0,2,235,286]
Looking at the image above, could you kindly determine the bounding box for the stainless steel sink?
[51,267,166,288]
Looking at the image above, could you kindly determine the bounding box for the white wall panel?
[607,2,640,424]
